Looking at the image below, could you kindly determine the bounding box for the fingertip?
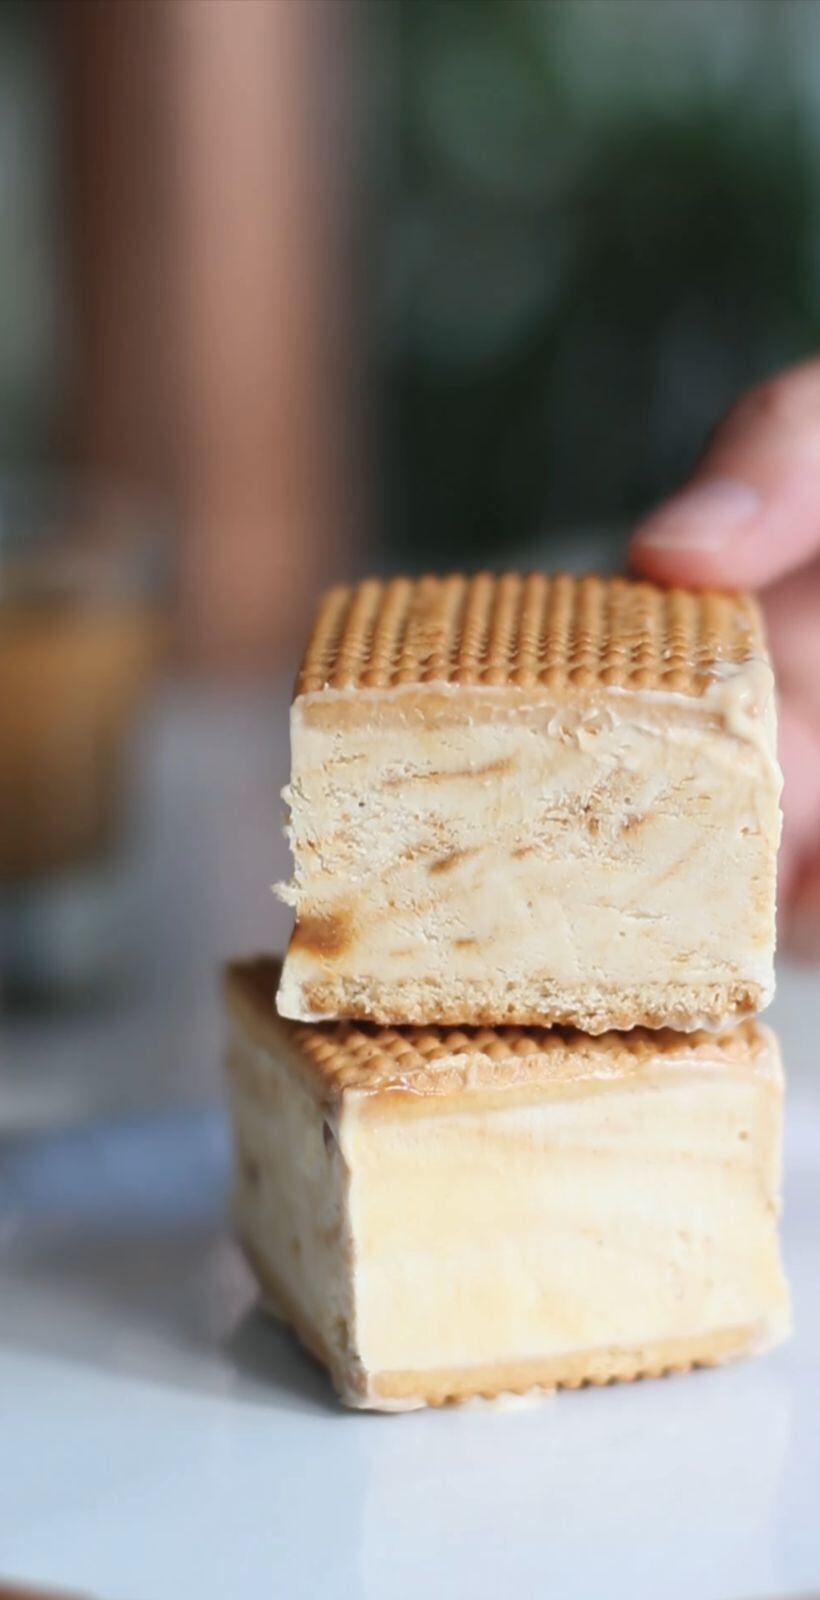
[628,530,749,591]
[628,478,762,590]
[628,534,726,590]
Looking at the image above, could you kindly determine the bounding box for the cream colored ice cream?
[226,957,790,1411]
[276,574,781,1032]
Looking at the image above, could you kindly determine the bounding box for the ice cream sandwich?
[227,956,789,1411]
[276,572,781,1033]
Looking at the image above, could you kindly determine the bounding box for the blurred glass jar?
[0,485,166,1003]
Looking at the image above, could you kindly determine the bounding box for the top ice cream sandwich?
[276,572,782,1033]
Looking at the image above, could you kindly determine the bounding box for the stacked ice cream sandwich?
[224,572,790,1410]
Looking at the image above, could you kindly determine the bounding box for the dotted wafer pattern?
[226,958,770,1099]
[295,573,765,698]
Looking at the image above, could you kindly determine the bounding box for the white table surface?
[2,689,820,1600]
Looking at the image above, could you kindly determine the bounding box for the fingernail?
[633,478,761,552]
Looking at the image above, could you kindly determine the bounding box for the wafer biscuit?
[278,573,781,1032]
[226,956,790,1411]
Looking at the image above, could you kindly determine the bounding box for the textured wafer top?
[226,958,776,1103]
[295,573,766,698]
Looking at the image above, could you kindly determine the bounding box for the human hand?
[629,359,820,958]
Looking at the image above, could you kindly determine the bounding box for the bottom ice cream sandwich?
[224,957,790,1411]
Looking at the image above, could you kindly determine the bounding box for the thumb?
[630,358,820,590]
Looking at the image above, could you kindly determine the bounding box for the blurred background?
[4,15,820,1587]
[3,0,820,1112]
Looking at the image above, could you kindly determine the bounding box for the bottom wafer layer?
[280,971,766,1034]
[244,1236,778,1411]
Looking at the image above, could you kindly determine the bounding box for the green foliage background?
[369,0,820,567]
